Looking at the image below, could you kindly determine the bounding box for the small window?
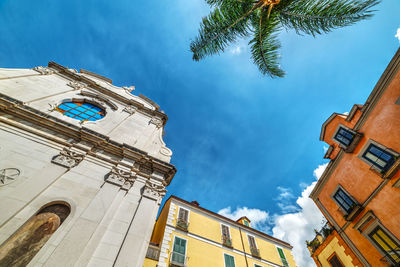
[333,188,356,213]
[248,235,257,249]
[277,247,289,267]
[254,264,263,267]
[362,144,395,171]
[328,254,344,267]
[171,237,186,266]
[221,225,230,239]
[178,208,189,223]
[224,254,235,267]
[57,101,105,121]
[334,127,354,146]
[243,220,249,227]
[368,226,400,265]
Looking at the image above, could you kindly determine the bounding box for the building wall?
[149,198,296,267]
[0,64,176,267]
[311,49,400,266]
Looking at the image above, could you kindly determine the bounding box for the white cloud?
[230,45,244,55]
[218,206,271,232]
[272,163,328,267]
[217,163,329,267]
[395,27,400,42]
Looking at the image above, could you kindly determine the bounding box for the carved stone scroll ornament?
[33,66,55,75]
[67,81,86,90]
[105,167,135,190]
[149,117,163,129]
[142,180,167,204]
[51,148,85,168]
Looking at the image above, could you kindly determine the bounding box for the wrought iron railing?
[250,246,261,258]
[176,218,189,232]
[306,222,334,254]
[222,235,233,248]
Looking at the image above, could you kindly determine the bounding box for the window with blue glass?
[334,127,354,146]
[333,188,355,213]
[362,144,395,171]
[56,101,105,121]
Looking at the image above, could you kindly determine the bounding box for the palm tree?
[190,0,379,77]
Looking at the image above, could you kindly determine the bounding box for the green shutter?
[172,237,186,264]
[277,247,289,267]
[224,254,235,267]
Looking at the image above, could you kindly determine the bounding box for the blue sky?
[1,0,399,265]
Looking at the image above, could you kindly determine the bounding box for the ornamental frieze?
[51,148,85,168]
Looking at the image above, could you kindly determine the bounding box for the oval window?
[56,101,105,121]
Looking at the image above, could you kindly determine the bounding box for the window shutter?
[222,225,230,238]
[178,208,188,222]
[172,237,186,264]
[248,236,256,248]
[224,254,235,267]
[277,247,289,267]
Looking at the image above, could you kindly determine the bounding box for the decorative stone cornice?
[33,66,56,75]
[143,180,167,204]
[51,147,85,168]
[122,105,137,115]
[105,167,136,190]
[150,117,163,128]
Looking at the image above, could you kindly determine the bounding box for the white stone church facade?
[0,63,176,266]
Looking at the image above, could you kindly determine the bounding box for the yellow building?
[144,196,297,267]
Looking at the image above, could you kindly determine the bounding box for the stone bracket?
[51,147,85,168]
[105,167,136,190]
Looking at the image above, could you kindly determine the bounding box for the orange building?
[308,48,400,266]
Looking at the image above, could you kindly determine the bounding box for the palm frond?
[206,0,253,7]
[190,1,260,61]
[278,0,379,36]
[249,13,285,77]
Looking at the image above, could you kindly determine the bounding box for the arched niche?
[0,202,70,266]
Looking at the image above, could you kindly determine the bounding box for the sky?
[0,0,399,266]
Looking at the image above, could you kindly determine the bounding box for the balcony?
[176,218,189,232]
[145,243,160,261]
[222,235,233,248]
[170,251,187,267]
[250,247,261,258]
[379,250,400,267]
[307,222,334,254]
[344,204,363,221]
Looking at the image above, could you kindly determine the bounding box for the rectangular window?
[368,226,400,265]
[333,188,356,213]
[224,254,235,267]
[248,235,257,249]
[334,127,354,146]
[362,144,395,171]
[171,237,186,265]
[221,224,230,238]
[243,220,250,227]
[254,265,263,267]
[277,247,289,267]
[328,254,344,267]
[178,208,189,223]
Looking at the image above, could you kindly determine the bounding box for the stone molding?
[122,105,137,115]
[150,117,163,128]
[67,81,87,90]
[33,66,56,75]
[79,90,118,110]
[51,147,85,168]
[105,167,136,190]
[142,180,167,204]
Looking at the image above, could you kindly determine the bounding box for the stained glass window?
[56,102,105,121]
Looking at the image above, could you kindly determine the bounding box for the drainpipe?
[239,227,249,267]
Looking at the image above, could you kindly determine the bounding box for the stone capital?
[142,180,166,204]
[105,167,136,190]
[51,148,85,168]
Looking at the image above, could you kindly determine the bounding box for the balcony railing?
[250,247,261,258]
[222,235,233,248]
[170,251,187,267]
[379,249,400,266]
[344,204,363,221]
[176,218,189,232]
[145,243,160,261]
[306,222,334,254]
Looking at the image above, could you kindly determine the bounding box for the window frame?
[327,253,344,267]
[330,185,358,214]
[368,226,400,265]
[358,139,398,173]
[332,125,356,147]
[221,223,231,239]
[56,98,106,122]
[171,235,188,265]
[223,253,236,267]
[177,207,190,224]
[247,234,258,249]
[276,246,289,267]
[254,264,263,267]
[355,212,400,266]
